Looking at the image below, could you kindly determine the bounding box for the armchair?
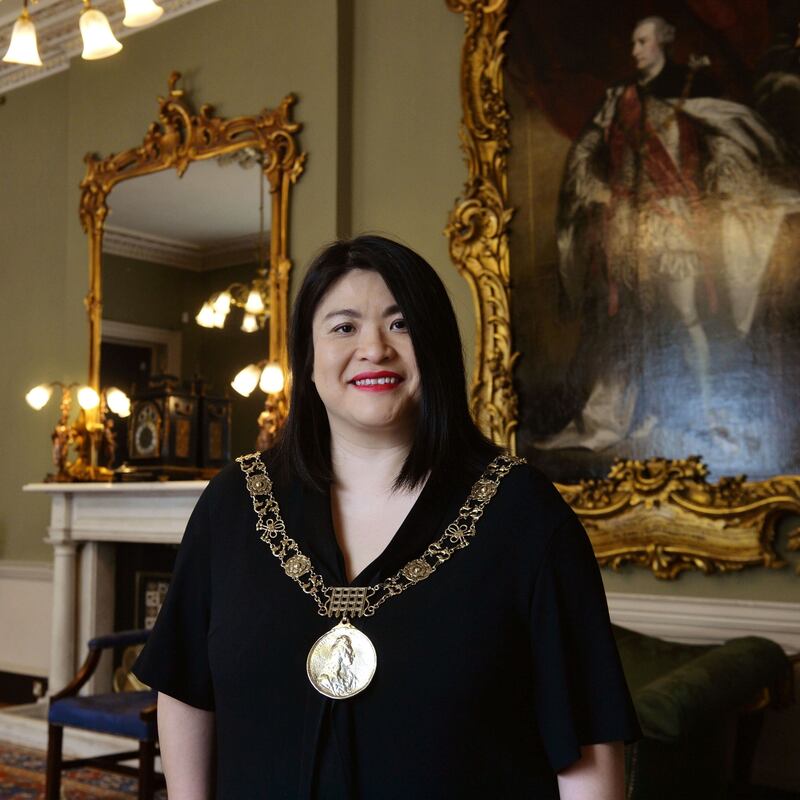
[45,628,164,800]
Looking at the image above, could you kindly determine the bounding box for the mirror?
[79,72,305,472]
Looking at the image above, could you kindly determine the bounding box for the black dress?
[133,453,640,798]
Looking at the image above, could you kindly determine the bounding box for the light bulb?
[80,6,123,60]
[77,386,100,410]
[212,291,231,314]
[244,289,265,314]
[231,364,261,397]
[25,384,52,410]
[259,363,285,394]
[3,9,43,66]
[106,387,131,417]
[195,302,216,328]
[209,292,231,328]
[240,313,259,333]
[122,0,164,27]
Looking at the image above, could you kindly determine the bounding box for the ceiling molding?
[0,0,221,94]
[102,225,263,271]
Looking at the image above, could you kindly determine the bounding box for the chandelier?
[195,156,271,334]
[194,264,269,333]
[194,159,285,402]
[2,0,164,66]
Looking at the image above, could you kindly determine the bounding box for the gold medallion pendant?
[306,621,377,699]
[238,451,525,701]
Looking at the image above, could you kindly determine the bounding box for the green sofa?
[613,625,791,800]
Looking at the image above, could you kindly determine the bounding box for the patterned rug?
[0,740,166,798]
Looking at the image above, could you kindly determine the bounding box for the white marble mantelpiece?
[23,481,207,698]
[25,480,208,544]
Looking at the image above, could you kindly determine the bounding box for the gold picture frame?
[445,0,800,578]
[80,71,306,441]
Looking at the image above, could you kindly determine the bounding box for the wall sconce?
[230,361,285,398]
[26,381,131,482]
[230,361,286,452]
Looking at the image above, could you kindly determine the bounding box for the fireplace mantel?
[23,480,208,696]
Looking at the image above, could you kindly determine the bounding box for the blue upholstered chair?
[45,629,164,800]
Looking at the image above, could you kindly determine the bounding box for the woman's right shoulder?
[203,449,289,505]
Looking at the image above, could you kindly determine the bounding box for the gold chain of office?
[237,451,526,619]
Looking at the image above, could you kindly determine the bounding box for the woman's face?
[311,269,420,444]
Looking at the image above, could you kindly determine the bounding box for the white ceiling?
[108,157,264,246]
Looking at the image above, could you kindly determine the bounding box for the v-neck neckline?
[296,464,474,589]
[331,474,431,586]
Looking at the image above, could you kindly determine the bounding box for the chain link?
[237,453,526,618]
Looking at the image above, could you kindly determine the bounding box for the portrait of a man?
[505,2,800,481]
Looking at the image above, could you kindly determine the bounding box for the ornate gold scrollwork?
[445,0,517,450]
[79,71,306,442]
[556,457,800,579]
[447,1,800,579]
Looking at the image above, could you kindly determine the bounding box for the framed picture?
[448,0,800,483]
[134,571,171,629]
[445,0,800,577]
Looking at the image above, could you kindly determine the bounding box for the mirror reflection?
[100,154,271,462]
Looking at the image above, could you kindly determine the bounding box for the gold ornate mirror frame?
[445,1,800,578]
[79,71,306,443]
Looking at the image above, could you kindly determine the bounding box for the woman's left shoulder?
[485,456,576,541]
[491,456,570,511]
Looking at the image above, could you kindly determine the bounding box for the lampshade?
[80,6,123,60]
[122,0,164,27]
[212,291,232,314]
[244,289,265,315]
[240,313,259,333]
[77,386,101,410]
[211,291,231,328]
[231,364,261,397]
[105,387,131,417]
[259,363,285,394]
[3,9,43,67]
[195,301,216,328]
[25,384,52,410]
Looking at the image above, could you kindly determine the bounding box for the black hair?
[273,234,500,491]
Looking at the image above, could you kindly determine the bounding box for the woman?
[134,235,640,798]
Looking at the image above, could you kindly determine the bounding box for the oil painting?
[504,0,800,481]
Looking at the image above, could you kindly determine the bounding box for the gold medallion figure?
[306,622,377,699]
[238,451,524,699]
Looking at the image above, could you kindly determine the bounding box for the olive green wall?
[2,0,798,602]
[349,0,473,367]
[102,253,189,332]
[4,0,339,562]
[1,72,70,563]
[102,254,268,457]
